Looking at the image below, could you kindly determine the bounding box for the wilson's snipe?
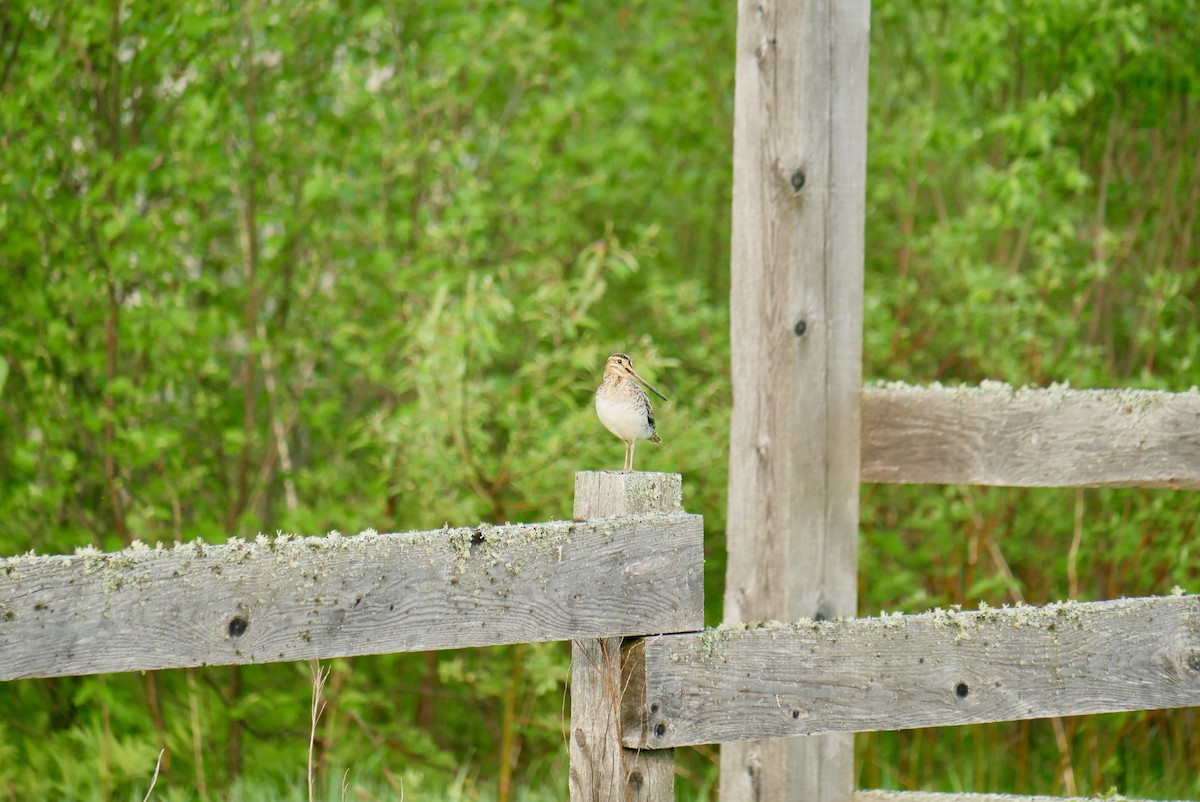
[595,353,668,472]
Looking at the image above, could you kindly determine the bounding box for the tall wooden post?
[569,471,681,802]
[722,1,870,801]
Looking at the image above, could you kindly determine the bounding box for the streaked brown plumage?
[594,353,667,472]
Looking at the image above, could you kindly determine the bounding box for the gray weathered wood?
[571,637,675,802]
[573,472,683,520]
[623,596,1200,748]
[862,383,1200,488]
[0,513,703,681]
[855,793,1196,802]
[723,0,870,799]
[570,472,683,802]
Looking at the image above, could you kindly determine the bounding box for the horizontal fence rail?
[620,595,1200,749]
[0,514,703,681]
[862,383,1200,488]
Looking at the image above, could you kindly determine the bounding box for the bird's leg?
[627,440,636,472]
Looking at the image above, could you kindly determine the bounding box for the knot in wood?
[755,435,770,462]
[753,34,775,66]
[228,615,248,638]
[789,169,806,194]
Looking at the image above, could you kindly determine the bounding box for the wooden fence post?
[569,471,681,802]
[723,0,870,801]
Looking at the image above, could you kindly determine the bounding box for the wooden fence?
[0,477,702,682]
[718,1,1199,801]
[3,462,1198,800]
[862,383,1200,489]
[5,1,1200,800]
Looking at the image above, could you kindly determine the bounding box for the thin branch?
[258,322,298,512]
[244,354,317,518]
[1068,488,1084,599]
[0,12,25,92]
[142,749,166,802]
[107,0,122,157]
[70,39,111,139]
[308,660,331,802]
[186,668,207,796]
[227,0,260,533]
[102,272,129,542]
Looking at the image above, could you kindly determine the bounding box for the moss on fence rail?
[623,595,1200,749]
[0,514,704,681]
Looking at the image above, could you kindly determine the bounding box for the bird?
[595,353,668,472]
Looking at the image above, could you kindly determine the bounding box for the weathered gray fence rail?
[0,504,703,681]
[620,595,1200,749]
[3,464,1195,802]
[862,383,1200,489]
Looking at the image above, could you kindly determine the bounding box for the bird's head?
[604,353,668,401]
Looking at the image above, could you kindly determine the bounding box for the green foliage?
[860,0,1200,795]
[867,0,1200,386]
[0,0,1197,798]
[0,0,732,797]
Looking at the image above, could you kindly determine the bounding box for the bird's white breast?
[595,391,654,442]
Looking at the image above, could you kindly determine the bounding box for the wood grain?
[570,472,682,802]
[623,596,1200,748]
[723,0,870,798]
[862,383,1200,488]
[573,471,683,520]
[0,512,703,680]
[571,637,674,802]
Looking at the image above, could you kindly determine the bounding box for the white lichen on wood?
[678,595,1188,664]
[868,379,1194,417]
[1,519,589,579]
[1,511,704,680]
[862,381,1200,488]
[627,594,1200,749]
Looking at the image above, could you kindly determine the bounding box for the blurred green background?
[1,0,1198,798]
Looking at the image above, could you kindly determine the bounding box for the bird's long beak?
[630,368,668,401]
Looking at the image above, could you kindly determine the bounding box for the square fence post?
[724,0,869,799]
[569,471,683,802]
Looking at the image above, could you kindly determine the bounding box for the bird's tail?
[649,433,662,444]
